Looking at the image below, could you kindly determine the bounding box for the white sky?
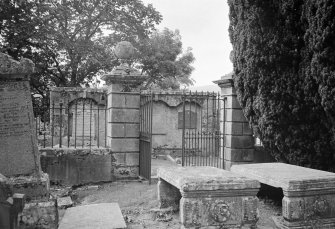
[141,0,233,87]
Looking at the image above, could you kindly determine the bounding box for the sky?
[141,0,233,87]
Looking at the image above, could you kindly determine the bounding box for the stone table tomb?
[231,163,335,229]
[157,166,260,228]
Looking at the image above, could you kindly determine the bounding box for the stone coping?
[50,87,107,93]
[39,147,113,156]
[6,172,49,185]
[231,163,335,192]
[157,166,260,192]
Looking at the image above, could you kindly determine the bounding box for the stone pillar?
[102,42,147,179]
[214,74,255,170]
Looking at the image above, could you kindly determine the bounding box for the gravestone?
[0,53,40,176]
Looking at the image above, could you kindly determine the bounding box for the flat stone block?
[225,122,243,136]
[57,196,73,209]
[18,200,57,229]
[224,95,241,109]
[225,108,248,122]
[108,123,139,138]
[110,109,139,123]
[157,166,260,193]
[58,203,126,229]
[7,173,50,201]
[225,135,255,149]
[224,148,254,162]
[231,163,335,193]
[41,152,114,186]
[221,87,236,95]
[108,93,140,109]
[108,138,139,152]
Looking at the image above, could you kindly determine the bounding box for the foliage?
[136,28,195,90]
[228,0,335,171]
[0,0,162,92]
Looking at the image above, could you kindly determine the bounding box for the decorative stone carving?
[211,201,231,223]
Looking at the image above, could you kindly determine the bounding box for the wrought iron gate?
[139,93,153,183]
[181,92,225,168]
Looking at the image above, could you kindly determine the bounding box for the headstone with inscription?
[0,53,40,176]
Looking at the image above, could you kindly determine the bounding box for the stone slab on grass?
[59,203,126,229]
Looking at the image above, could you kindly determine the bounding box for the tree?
[228,0,335,171]
[0,0,162,89]
[136,28,195,90]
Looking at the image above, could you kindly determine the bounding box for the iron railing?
[35,98,107,149]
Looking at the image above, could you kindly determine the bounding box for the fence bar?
[43,112,46,148]
[82,101,85,148]
[97,104,100,148]
[89,100,92,149]
[51,102,54,148]
[67,100,70,148]
[59,103,63,148]
[181,92,186,166]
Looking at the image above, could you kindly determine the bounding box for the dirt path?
[68,181,281,229]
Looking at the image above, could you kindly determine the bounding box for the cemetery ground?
[53,158,281,229]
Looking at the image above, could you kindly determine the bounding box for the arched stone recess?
[150,96,202,157]
[49,87,107,148]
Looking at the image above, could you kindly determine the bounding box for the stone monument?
[0,53,49,200]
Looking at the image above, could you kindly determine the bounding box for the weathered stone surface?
[57,196,73,209]
[40,149,114,186]
[180,196,258,228]
[7,172,50,201]
[108,93,140,108]
[0,77,40,176]
[224,148,254,162]
[225,135,255,149]
[18,200,57,229]
[225,109,248,122]
[232,163,335,229]
[157,166,259,192]
[0,53,34,74]
[58,203,127,229]
[108,138,139,152]
[110,109,139,123]
[225,122,243,136]
[231,163,335,192]
[109,123,139,138]
[157,166,260,228]
[158,179,181,210]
